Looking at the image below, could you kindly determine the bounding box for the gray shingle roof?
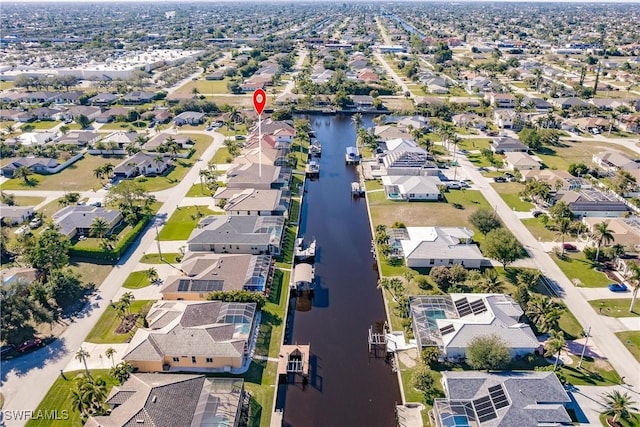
[188,215,284,246]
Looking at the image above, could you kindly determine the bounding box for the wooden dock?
[277,344,311,376]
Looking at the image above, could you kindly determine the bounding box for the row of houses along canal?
[276,114,401,426]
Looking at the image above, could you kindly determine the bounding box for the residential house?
[357,70,379,84]
[374,125,413,141]
[1,267,38,287]
[143,133,192,152]
[592,151,640,173]
[64,105,101,121]
[465,77,493,93]
[188,215,284,254]
[53,130,100,148]
[86,375,245,427]
[213,188,289,217]
[583,217,640,252]
[50,91,83,105]
[248,119,296,147]
[552,97,590,110]
[397,116,430,132]
[432,371,571,427]
[449,97,482,108]
[490,137,528,154]
[425,77,449,94]
[225,163,288,190]
[409,293,539,359]
[390,227,484,268]
[589,98,628,111]
[52,205,123,238]
[0,205,34,225]
[619,114,640,133]
[18,132,56,146]
[174,111,206,126]
[487,93,516,109]
[30,107,62,121]
[381,175,442,201]
[382,142,438,176]
[350,95,375,109]
[520,169,583,191]
[95,107,131,123]
[573,117,609,134]
[504,152,540,171]
[113,152,172,178]
[452,113,486,130]
[161,253,273,300]
[1,157,59,177]
[554,189,630,217]
[99,131,138,150]
[523,96,553,111]
[121,91,156,105]
[239,80,266,92]
[122,300,257,373]
[235,145,288,167]
[88,93,119,106]
[493,110,519,129]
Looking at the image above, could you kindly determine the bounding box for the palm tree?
[70,388,89,417]
[601,390,638,423]
[13,165,33,184]
[544,329,566,371]
[556,218,572,255]
[119,291,135,315]
[75,348,91,378]
[526,294,564,332]
[146,267,159,284]
[478,269,504,293]
[592,221,614,262]
[90,217,110,238]
[627,262,640,313]
[93,167,104,181]
[352,112,363,128]
[105,347,116,368]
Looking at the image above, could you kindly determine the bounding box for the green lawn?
[157,205,215,240]
[140,253,182,264]
[275,225,297,269]
[68,259,114,287]
[122,271,152,289]
[535,140,638,172]
[0,154,123,192]
[465,152,494,168]
[85,300,153,344]
[212,146,234,164]
[25,370,118,427]
[136,134,213,192]
[12,195,45,206]
[491,182,534,211]
[175,78,234,95]
[186,183,214,197]
[560,354,621,386]
[589,299,638,318]
[457,138,492,151]
[23,120,59,130]
[554,252,611,288]
[399,361,442,426]
[521,218,560,241]
[599,413,640,427]
[615,331,640,363]
[558,309,585,340]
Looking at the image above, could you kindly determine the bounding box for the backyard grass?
[186,183,214,197]
[140,253,182,264]
[491,182,534,211]
[122,271,152,289]
[11,195,45,206]
[212,146,234,164]
[157,205,215,240]
[554,252,611,288]
[68,259,114,287]
[589,299,638,318]
[399,360,442,426]
[521,217,560,241]
[615,331,640,363]
[369,189,490,232]
[365,179,383,191]
[275,225,297,269]
[85,300,153,344]
[136,134,213,192]
[25,370,118,427]
[23,120,59,130]
[0,154,123,192]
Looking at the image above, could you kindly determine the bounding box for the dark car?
[608,283,628,292]
[562,243,577,251]
[532,210,544,218]
[17,338,42,353]
[493,176,507,183]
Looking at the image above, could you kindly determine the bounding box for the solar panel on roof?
[455,298,472,317]
[470,299,488,315]
[488,384,510,409]
[177,279,190,292]
[473,396,497,423]
[190,280,224,292]
[440,324,455,336]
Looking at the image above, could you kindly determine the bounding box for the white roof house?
[392,227,484,268]
[381,175,442,201]
[504,152,540,171]
[410,293,540,361]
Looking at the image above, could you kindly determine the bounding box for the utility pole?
[578,326,591,369]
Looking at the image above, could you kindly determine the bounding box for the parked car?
[493,176,507,183]
[531,210,544,218]
[29,217,42,229]
[608,283,628,292]
[17,338,42,353]
[0,345,15,359]
[562,243,577,251]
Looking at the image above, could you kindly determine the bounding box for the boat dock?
[291,262,315,293]
[305,160,320,177]
[345,146,361,164]
[351,181,365,197]
[294,237,316,261]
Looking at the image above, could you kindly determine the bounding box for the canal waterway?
[280,114,401,426]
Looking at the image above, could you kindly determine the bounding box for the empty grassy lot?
[535,140,638,171]
[490,182,534,211]
[0,154,124,191]
[589,299,638,318]
[157,205,215,240]
[553,252,611,288]
[615,331,640,363]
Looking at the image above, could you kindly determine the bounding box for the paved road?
[456,152,640,391]
[0,131,225,427]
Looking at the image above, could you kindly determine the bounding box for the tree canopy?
[480,228,526,267]
[466,334,511,370]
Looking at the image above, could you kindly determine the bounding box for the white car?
[29,218,42,229]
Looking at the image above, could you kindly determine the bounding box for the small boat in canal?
[294,237,316,261]
[351,182,365,197]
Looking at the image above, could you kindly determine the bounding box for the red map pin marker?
[253,88,266,115]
